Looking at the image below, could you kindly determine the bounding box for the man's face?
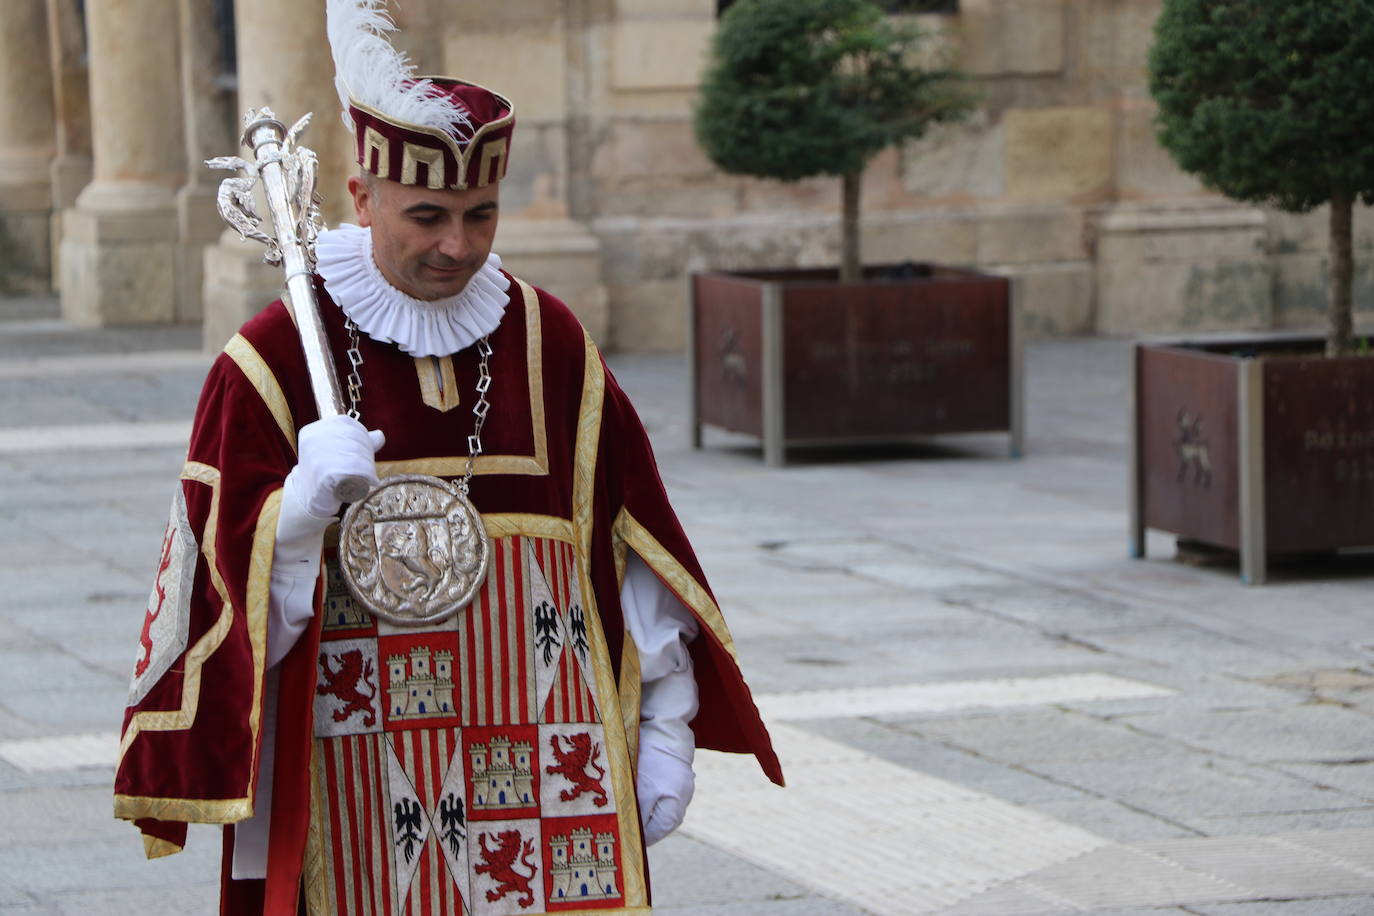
[348,174,500,301]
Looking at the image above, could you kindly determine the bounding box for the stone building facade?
[2,0,1371,350]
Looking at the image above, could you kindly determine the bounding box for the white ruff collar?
[316,223,510,357]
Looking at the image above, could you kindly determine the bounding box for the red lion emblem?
[316,649,377,727]
[135,523,177,677]
[475,829,538,907]
[545,732,608,807]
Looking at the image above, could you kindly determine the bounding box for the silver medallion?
[338,474,490,626]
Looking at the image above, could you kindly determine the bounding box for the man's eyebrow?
[401,202,446,215]
[467,200,498,215]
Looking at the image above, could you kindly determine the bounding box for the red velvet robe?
[114,276,782,914]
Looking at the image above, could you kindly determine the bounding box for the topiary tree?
[694,0,975,283]
[1149,0,1374,357]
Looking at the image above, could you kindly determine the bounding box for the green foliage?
[694,0,974,182]
[1149,0,1374,212]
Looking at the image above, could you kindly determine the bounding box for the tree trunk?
[840,169,862,284]
[1328,190,1354,357]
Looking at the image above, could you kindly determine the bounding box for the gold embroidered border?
[613,509,740,665]
[224,334,297,453]
[613,521,640,765]
[244,488,279,806]
[477,137,508,187]
[142,835,183,859]
[304,741,330,916]
[481,512,574,543]
[567,332,648,907]
[414,355,461,412]
[115,465,281,827]
[114,793,253,826]
[401,141,445,189]
[362,126,390,176]
[572,330,604,566]
[376,278,548,478]
[619,629,642,770]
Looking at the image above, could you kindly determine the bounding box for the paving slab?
[804,717,1094,806]
[1194,900,1374,916]
[1123,705,1374,765]
[1192,807,1374,835]
[6,306,1374,913]
[1274,761,1374,801]
[1026,798,1198,844]
[1071,625,1330,678]
[1135,831,1374,898]
[1030,755,1366,827]
[900,709,1187,764]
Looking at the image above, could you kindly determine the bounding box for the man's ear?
[346,175,374,228]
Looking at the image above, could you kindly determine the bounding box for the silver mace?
[207,108,371,504]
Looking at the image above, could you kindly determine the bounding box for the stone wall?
[4,0,1371,347]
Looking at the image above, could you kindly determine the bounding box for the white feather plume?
[326,0,472,138]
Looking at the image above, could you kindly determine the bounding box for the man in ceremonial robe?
[113,2,781,913]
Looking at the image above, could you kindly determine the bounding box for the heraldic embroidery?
[310,536,625,915]
[128,483,196,705]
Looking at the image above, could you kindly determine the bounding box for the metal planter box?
[1130,333,1374,583]
[689,266,1023,466]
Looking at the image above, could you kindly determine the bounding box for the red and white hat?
[327,0,515,190]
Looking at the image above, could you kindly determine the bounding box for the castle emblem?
[470,736,535,808]
[549,828,619,902]
[386,646,455,718]
[323,559,368,629]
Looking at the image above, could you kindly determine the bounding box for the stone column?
[201,0,354,349]
[175,0,236,323]
[45,0,92,292]
[59,0,185,324]
[0,0,57,295]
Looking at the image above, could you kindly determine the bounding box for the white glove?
[265,416,384,668]
[638,738,695,846]
[621,551,700,846]
[291,415,385,520]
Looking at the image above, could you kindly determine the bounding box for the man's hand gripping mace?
[208,108,371,504]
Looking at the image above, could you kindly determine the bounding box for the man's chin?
[414,270,475,300]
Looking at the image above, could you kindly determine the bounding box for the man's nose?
[435,226,470,261]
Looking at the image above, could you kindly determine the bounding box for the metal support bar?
[1237,359,1267,584]
[761,283,785,468]
[1008,274,1025,459]
[1128,342,1145,558]
[687,277,702,450]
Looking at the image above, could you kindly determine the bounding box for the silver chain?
[343,317,492,496]
[344,320,364,421]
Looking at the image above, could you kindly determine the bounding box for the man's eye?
[411,215,440,225]
[468,211,494,222]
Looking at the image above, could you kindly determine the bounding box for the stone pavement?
[1,294,1373,915]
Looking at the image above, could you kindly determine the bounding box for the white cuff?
[620,553,700,765]
[266,476,327,669]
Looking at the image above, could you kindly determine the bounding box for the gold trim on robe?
[114,465,280,826]
[224,335,298,453]
[414,355,462,412]
[377,278,549,478]
[568,331,649,908]
[612,509,740,665]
